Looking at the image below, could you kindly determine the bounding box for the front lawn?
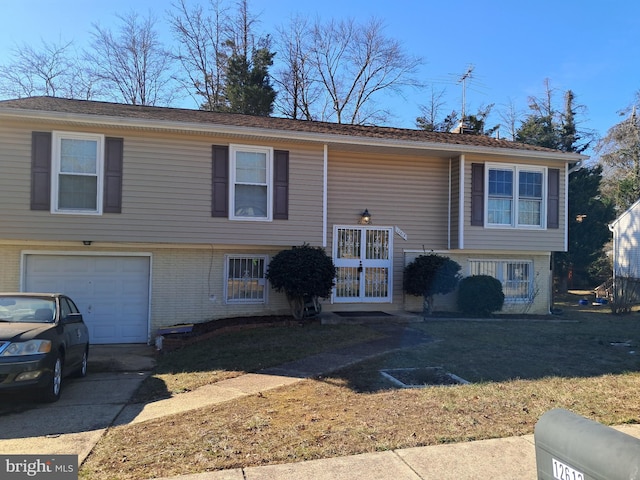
[80,292,640,479]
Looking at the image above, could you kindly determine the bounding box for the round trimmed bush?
[403,254,461,314]
[457,275,505,316]
[266,244,336,320]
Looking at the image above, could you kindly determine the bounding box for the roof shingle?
[0,96,578,156]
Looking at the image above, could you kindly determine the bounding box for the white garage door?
[25,255,150,344]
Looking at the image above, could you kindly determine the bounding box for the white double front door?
[333,226,393,303]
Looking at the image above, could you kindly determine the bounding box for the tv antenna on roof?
[457,64,474,121]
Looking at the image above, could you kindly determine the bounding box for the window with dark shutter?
[471,163,484,226]
[31,131,52,211]
[273,150,289,220]
[212,145,229,217]
[104,137,123,213]
[547,168,560,229]
[32,131,123,214]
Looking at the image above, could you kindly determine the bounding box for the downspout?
[447,158,452,250]
[459,155,465,250]
[551,161,580,314]
[608,222,617,297]
[323,144,328,248]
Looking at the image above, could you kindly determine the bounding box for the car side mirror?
[63,313,84,324]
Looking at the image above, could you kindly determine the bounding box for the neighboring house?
[608,199,640,298]
[0,97,584,344]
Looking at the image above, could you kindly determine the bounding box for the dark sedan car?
[0,293,89,402]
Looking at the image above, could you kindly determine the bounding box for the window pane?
[58,175,97,210]
[234,184,267,217]
[336,228,361,259]
[519,171,542,198]
[60,139,97,174]
[365,230,389,260]
[236,151,266,183]
[505,262,530,300]
[488,169,513,196]
[469,260,532,303]
[227,257,266,303]
[488,198,512,224]
[470,260,497,277]
[518,199,541,226]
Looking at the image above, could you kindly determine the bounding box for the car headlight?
[1,340,52,356]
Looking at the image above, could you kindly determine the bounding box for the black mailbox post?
[535,408,640,480]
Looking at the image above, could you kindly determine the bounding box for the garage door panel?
[25,255,150,344]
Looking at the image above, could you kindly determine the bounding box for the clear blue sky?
[1,0,638,155]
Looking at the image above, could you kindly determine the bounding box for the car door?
[59,296,88,370]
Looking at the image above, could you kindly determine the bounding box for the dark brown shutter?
[547,168,560,229]
[103,137,123,213]
[273,150,289,220]
[212,145,229,217]
[471,163,484,226]
[31,131,52,211]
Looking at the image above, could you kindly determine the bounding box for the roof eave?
[0,107,586,162]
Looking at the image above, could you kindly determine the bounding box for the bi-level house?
[0,97,584,344]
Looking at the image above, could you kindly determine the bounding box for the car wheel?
[40,355,62,403]
[73,348,88,378]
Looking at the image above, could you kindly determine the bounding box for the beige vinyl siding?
[327,149,451,305]
[449,159,461,249]
[0,123,324,246]
[462,158,566,252]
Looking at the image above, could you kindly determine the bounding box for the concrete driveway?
[0,344,156,462]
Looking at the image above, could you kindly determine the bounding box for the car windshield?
[0,297,56,323]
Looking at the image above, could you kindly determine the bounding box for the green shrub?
[266,244,336,320]
[457,275,505,316]
[403,254,461,315]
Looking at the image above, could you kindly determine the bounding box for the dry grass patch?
[81,373,640,480]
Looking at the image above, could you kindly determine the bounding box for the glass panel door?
[333,226,392,303]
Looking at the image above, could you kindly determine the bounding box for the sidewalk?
[152,424,640,480]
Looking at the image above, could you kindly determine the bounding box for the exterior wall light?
[83,241,92,246]
[360,209,371,225]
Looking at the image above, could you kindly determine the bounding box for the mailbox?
[535,408,640,480]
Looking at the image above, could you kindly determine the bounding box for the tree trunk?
[288,295,305,320]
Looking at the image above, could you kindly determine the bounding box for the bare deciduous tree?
[498,98,521,140]
[0,38,92,99]
[168,0,231,110]
[273,15,320,120]
[86,11,175,106]
[415,86,448,131]
[276,16,423,125]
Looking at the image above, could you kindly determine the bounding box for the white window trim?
[485,163,547,229]
[468,259,534,303]
[229,144,273,221]
[224,254,269,304]
[51,131,104,215]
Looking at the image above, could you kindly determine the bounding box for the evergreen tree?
[515,85,606,288]
[224,47,276,116]
[416,104,499,135]
[555,166,615,286]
